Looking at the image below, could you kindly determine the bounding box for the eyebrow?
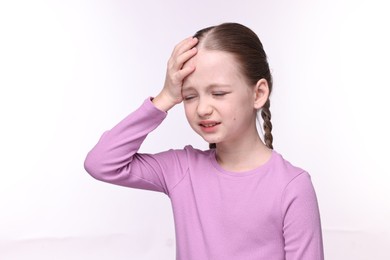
[182,84,232,92]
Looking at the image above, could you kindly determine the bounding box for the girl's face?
[182,49,260,147]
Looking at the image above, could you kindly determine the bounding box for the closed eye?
[212,92,230,97]
[183,95,197,101]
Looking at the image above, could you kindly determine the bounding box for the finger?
[173,37,197,55]
[172,37,198,57]
[174,65,196,82]
[171,47,197,71]
[177,47,197,65]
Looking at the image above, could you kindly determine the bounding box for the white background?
[1,0,389,259]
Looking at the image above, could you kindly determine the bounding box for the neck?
[215,134,272,172]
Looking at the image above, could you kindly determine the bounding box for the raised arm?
[84,37,198,195]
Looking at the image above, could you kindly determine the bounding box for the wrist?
[152,92,179,112]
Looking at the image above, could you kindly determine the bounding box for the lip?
[199,120,221,133]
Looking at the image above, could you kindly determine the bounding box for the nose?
[197,97,213,118]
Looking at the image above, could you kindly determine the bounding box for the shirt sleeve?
[83,98,189,196]
[282,172,324,260]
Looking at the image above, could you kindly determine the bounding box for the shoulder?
[269,150,309,184]
[156,145,212,167]
[171,145,214,170]
[270,152,319,210]
[182,145,213,160]
[271,151,320,213]
[153,145,211,160]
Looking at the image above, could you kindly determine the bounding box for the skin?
[153,37,272,172]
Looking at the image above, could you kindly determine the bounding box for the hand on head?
[153,37,198,112]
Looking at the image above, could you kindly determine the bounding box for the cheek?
[183,103,194,123]
[221,103,237,118]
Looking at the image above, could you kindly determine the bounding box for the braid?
[261,99,273,149]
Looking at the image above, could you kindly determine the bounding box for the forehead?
[183,49,244,89]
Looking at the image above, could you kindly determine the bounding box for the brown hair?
[193,23,273,149]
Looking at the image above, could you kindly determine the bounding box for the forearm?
[84,98,167,181]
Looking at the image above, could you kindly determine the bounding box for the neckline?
[209,149,276,177]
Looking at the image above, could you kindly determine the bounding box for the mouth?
[199,121,221,128]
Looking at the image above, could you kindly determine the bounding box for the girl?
[84,23,324,259]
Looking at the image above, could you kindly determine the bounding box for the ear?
[253,78,270,110]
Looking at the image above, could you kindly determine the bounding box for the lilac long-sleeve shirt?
[84,98,324,260]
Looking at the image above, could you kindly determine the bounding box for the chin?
[201,136,221,144]
[191,126,222,144]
